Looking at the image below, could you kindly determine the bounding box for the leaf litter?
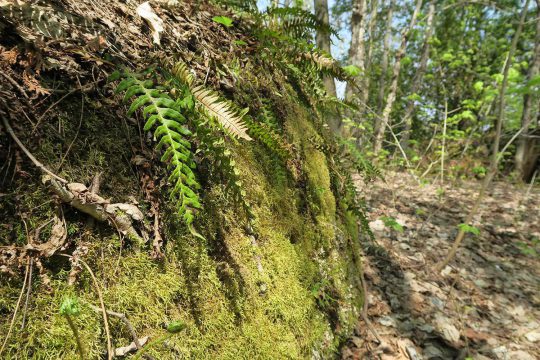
[342,172,540,360]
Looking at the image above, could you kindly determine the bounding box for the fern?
[337,137,383,182]
[264,6,338,39]
[112,71,201,231]
[244,116,291,160]
[173,61,252,141]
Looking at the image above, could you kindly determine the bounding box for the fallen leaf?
[137,2,164,45]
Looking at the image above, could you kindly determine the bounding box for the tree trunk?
[515,0,540,181]
[314,0,337,98]
[345,0,368,101]
[373,0,423,153]
[376,0,395,116]
[400,2,436,151]
[360,0,379,110]
[436,0,530,272]
[314,0,340,133]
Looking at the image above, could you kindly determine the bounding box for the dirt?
[342,172,540,360]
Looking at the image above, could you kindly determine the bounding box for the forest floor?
[342,171,540,360]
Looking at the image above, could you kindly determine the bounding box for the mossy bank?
[0,1,365,358]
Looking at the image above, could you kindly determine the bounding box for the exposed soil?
[342,172,540,360]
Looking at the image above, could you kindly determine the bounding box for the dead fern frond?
[191,85,252,141]
[172,61,252,141]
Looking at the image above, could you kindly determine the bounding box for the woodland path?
[342,172,540,360]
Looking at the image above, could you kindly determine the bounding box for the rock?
[524,330,540,342]
[369,219,385,232]
[508,350,535,360]
[433,314,460,344]
[492,345,508,359]
[378,316,397,327]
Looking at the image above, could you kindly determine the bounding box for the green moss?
[1,58,363,360]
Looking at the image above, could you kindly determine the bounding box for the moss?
[1,56,363,360]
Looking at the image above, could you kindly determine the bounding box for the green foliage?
[113,70,201,230]
[458,223,480,236]
[381,216,404,233]
[59,297,80,317]
[337,137,383,182]
[212,15,234,27]
[167,320,187,333]
[173,61,252,141]
[342,65,362,77]
[517,237,539,257]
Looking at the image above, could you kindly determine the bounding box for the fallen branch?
[43,176,145,244]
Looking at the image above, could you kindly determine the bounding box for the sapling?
[60,296,85,360]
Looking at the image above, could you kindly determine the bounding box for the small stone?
[525,330,540,342]
[508,350,535,360]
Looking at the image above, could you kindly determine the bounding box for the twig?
[60,255,113,360]
[525,169,538,198]
[1,113,68,184]
[86,304,142,351]
[0,258,30,356]
[66,314,85,360]
[359,268,383,344]
[20,258,34,330]
[0,71,29,99]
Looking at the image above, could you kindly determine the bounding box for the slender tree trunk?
[436,0,530,272]
[376,0,395,116]
[515,0,540,180]
[373,0,423,153]
[345,0,368,101]
[314,0,337,98]
[400,3,436,151]
[360,0,379,110]
[314,0,340,133]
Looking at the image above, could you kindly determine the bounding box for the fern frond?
[244,116,291,160]
[115,72,201,227]
[265,7,338,38]
[191,85,252,141]
[172,61,252,141]
[338,137,383,182]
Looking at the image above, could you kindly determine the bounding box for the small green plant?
[472,165,486,178]
[60,297,85,360]
[212,16,234,27]
[517,237,539,257]
[381,216,404,233]
[458,223,480,236]
[133,321,187,359]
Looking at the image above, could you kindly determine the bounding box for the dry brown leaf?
[136,2,164,45]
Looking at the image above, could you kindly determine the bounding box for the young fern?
[113,71,201,231]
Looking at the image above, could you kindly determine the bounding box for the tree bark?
[314,0,337,98]
[360,0,379,109]
[515,0,540,181]
[376,0,395,116]
[345,0,368,101]
[400,2,436,151]
[314,0,340,133]
[373,0,423,153]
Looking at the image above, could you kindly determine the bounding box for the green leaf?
[60,297,81,316]
[473,81,484,92]
[234,40,247,46]
[381,216,404,232]
[167,321,187,333]
[212,16,233,27]
[342,65,361,77]
[458,223,480,236]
